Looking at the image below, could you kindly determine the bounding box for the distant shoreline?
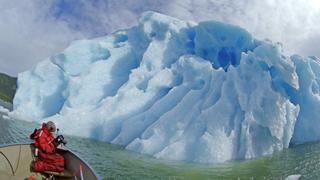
[0,99,12,111]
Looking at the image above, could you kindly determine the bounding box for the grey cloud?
[0,0,319,76]
[0,0,84,76]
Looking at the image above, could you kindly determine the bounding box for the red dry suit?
[31,123,65,172]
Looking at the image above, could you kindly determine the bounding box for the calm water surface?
[1,112,319,180]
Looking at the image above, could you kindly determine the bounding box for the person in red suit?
[30,121,65,172]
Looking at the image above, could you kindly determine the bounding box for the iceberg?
[11,12,320,163]
[285,174,301,180]
[0,105,10,115]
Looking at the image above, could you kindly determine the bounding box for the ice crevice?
[10,12,320,163]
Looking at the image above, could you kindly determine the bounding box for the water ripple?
[1,112,320,179]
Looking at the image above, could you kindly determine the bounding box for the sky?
[0,0,319,76]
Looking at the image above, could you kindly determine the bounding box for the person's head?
[46,121,56,133]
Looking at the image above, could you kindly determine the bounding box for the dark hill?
[0,73,17,103]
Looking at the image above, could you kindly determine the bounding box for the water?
[1,112,320,180]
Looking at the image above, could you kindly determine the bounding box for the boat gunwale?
[0,143,101,180]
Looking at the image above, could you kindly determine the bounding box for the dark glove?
[30,129,37,139]
[54,135,67,146]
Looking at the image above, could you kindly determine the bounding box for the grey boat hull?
[0,143,99,180]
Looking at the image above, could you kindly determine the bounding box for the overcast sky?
[0,0,319,76]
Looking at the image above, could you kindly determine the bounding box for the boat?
[0,143,100,180]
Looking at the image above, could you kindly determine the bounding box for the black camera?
[55,135,67,146]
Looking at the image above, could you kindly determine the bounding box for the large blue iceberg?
[11,12,320,163]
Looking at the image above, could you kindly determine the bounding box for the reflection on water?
[0,112,320,179]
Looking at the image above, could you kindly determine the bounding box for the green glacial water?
[1,112,319,180]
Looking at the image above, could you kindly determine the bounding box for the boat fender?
[27,176,38,180]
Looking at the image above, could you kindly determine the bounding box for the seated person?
[30,121,65,172]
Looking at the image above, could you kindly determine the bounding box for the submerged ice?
[11,12,320,163]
